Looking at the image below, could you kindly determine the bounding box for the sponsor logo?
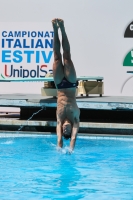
[123,49,133,66]
[124,21,133,38]
[121,21,133,93]
[1,64,53,79]
[0,29,54,79]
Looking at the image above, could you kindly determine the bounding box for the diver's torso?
[57,89,80,124]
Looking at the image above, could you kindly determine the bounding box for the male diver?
[52,18,80,152]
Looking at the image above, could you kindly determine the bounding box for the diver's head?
[62,120,72,140]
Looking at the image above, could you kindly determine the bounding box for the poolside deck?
[0,94,133,135]
[0,94,133,110]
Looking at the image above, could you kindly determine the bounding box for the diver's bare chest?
[57,104,78,121]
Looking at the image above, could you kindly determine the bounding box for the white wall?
[0,0,133,96]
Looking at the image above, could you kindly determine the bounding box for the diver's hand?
[67,147,73,154]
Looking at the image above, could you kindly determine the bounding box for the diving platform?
[0,94,133,122]
[0,94,133,134]
[0,76,104,82]
[1,76,133,134]
[0,76,104,97]
[0,94,133,110]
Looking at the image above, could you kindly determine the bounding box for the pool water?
[0,134,133,200]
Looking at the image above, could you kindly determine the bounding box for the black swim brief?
[57,77,78,89]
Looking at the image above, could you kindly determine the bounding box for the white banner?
[0,22,54,80]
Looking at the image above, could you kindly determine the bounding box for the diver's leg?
[52,19,64,85]
[57,19,77,83]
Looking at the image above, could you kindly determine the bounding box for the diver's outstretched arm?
[70,122,79,151]
[56,120,63,148]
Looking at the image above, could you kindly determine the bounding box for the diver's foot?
[51,18,59,31]
[57,18,65,30]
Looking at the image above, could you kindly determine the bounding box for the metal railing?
[0,76,104,82]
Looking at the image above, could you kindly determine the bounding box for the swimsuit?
[56,77,78,89]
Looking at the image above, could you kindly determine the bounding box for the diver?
[52,18,80,152]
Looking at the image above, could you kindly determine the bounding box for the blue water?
[0,134,133,200]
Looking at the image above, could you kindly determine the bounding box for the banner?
[0,22,54,81]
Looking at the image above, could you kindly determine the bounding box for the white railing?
[0,76,104,82]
